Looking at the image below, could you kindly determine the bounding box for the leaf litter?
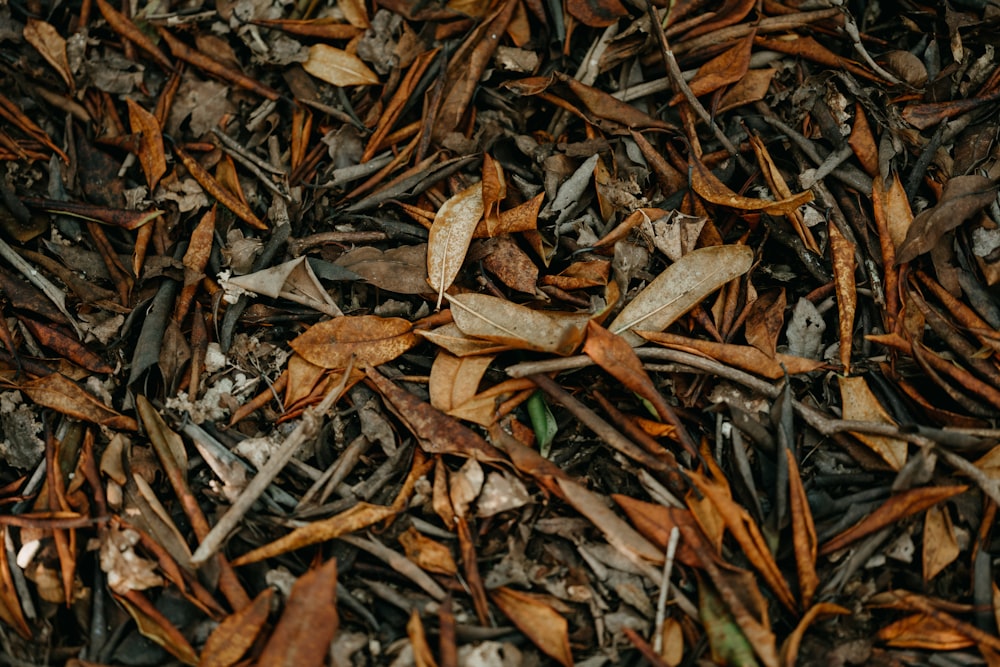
[4,1,1000,665]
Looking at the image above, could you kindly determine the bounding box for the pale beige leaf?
[303,44,379,86]
[416,322,513,357]
[429,351,494,412]
[838,376,907,470]
[447,292,590,356]
[609,245,754,346]
[427,182,484,307]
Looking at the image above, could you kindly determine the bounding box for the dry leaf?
[201,588,274,667]
[289,315,418,369]
[427,182,485,307]
[256,558,339,667]
[429,351,494,412]
[609,245,754,346]
[447,293,591,356]
[838,376,907,470]
[922,504,959,581]
[302,44,379,86]
[490,587,574,666]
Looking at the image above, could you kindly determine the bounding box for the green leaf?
[527,391,558,458]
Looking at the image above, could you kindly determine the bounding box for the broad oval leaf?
[289,315,417,369]
[448,293,591,356]
[303,44,379,86]
[609,244,754,346]
[427,182,484,306]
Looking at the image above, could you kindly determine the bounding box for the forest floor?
[3,0,1000,665]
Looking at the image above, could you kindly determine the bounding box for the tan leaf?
[427,182,485,306]
[302,44,379,86]
[923,504,959,581]
[429,351,494,412]
[289,315,418,369]
[838,376,907,470]
[490,587,574,667]
[689,154,812,214]
[609,245,754,346]
[447,292,591,356]
[335,244,430,294]
[416,322,514,357]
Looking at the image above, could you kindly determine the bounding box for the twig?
[190,360,355,566]
[652,526,680,654]
[645,1,744,164]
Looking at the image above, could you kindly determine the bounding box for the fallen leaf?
[398,526,458,576]
[256,558,339,667]
[447,292,591,356]
[302,44,379,86]
[22,373,137,431]
[427,182,485,307]
[126,98,167,191]
[201,588,273,667]
[289,315,418,369]
[429,351,494,412]
[608,245,754,346]
[491,587,574,666]
[922,504,959,581]
[820,485,968,555]
[896,175,998,264]
[838,376,908,471]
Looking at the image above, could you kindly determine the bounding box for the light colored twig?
[653,526,680,654]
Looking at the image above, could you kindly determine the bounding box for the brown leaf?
[613,495,712,568]
[23,19,74,92]
[407,609,438,667]
[302,45,379,86]
[638,330,823,380]
[172,146,266,230]
[290,315,418,369]
[688,470,797,612]
[491,587,574,666]
[19,318,114,374]
[398,526,458,576]
[878,613,974,650]
[829,221,856,373]
[689,153,813,214]
[565,0,627,27]
[200,588,274,667]
[480,236,539,294]
[716,68,776,113]
[608,244,754,346]
[473,191,543,237]
[335,244,430,295]
[116,591,200,665]
[786,450,818,609]
[448,293,591,356]
[744,288,786,357]
[22,373,137,430]
[676,30,755,102]
[416,321,514,357]
[896,174,998,264]
[427,182,485,306]
[126,98,167,191]
[365,366,506,462]
[820,485,968,555]
[838,376,908,470]
[0,527,32,639]
[257,558,338,667]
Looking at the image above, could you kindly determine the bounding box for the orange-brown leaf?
[820,485,968,555]
[490,587,574,666]
[201,588,273,667]
[290,315,418,369]
[126,98,167,191]
[22,373,137,430]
